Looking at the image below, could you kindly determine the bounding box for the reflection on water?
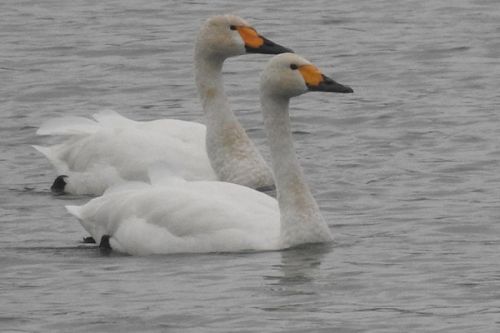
[272,243,332,286]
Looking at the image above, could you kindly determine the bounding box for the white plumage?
[35,15,291,195]
[66,53,353,255]
[67,178,279,255]
[35,110,212,195]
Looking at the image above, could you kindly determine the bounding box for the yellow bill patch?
[237,26,264,48]
[299,64,323,86]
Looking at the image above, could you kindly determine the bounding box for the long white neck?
[261,92,333,248]
[194,51,236,130]
[193,48,274,189]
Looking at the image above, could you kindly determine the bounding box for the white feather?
[67,53,344,255]
[37,116,100,136]
[35,15,275,195]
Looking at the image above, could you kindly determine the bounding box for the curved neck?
[194,51,236,126]
[193,47,274,188]
[261,92,333,247]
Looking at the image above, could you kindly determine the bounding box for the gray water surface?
[2,0,500,332]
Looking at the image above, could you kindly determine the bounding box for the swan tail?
[66,205,83,220]
[32,144,53,161]
[32,145,68,173]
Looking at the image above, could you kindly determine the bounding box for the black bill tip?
[308,74,353,93]
[245,36,293,55]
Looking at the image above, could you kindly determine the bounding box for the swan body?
[67,53,353,255]
[67,178,280,254]
[34,110,213,195]
[35,15,291,195]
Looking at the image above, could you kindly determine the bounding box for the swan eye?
[290,64,298,70]
[230,25,237,31]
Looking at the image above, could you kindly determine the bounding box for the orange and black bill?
[237,26,293,54]
[309,74,353,93]
[299,64,353,93]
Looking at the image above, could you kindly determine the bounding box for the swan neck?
[262,95,309,201]
[194,46,240,129]
[193,45,273,188]
[261,92,333,247]
[194,52,224,107]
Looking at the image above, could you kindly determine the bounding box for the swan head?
[260,53,353,98]
[196,15,292,60]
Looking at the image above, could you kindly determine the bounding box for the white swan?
[65,53,353,255]
[34,15,291,195]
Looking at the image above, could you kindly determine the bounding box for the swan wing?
[36,111,217,195]
[67,181,280,254]
[37,116,100,136]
